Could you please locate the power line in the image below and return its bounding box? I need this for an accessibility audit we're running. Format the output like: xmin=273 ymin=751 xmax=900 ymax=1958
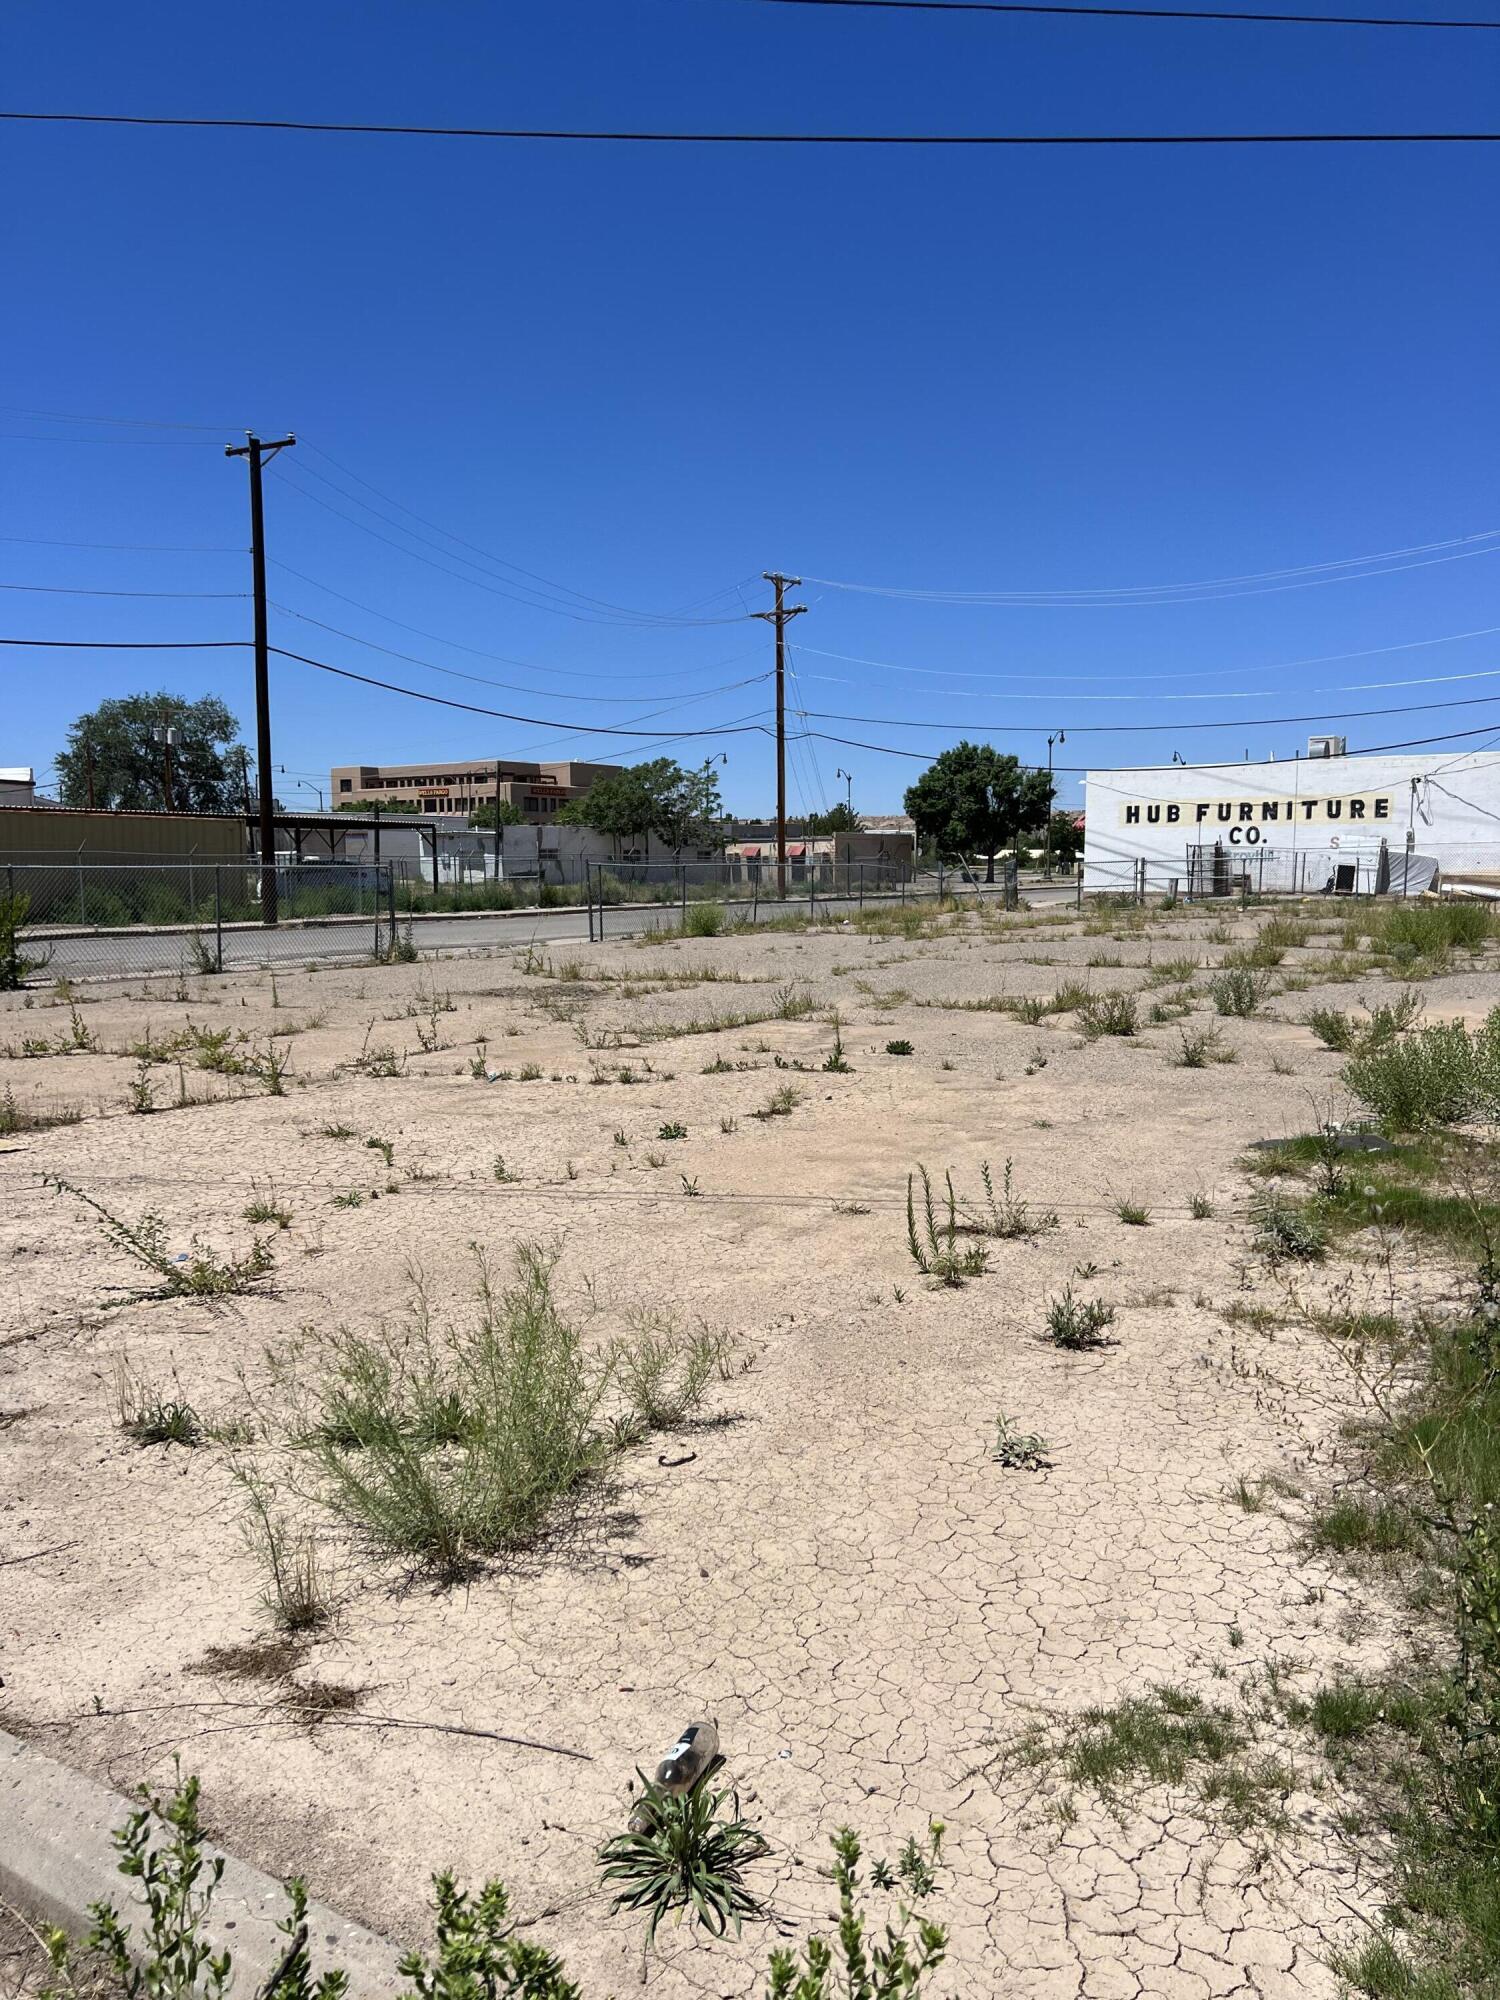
xmin=0 ymin=535 xmax=243 ymax=553
xmin=800 ymin=659 xmax=1500 ymax=701
xmin=270 ymin=643 xmax=775 ymax=739
xmin=270 ymin=462 xmax=748 ymax=628
xmin=0 ymin=405 xmax=236 ymax=431
xmin=801 ymin=686 xmax=1500 ymax=732
xmin=0 ymin=636 xmax=248 ymax=650
xmin=0 ymin=581 xmax=246 ymax=599
xmin=750 ymin=0 xmax=1500 ymax=29
xmin=268 ymin=599 xmax=772 ymax=705
xmin=803 ymin=527 xmax=1500 ymax=606
xmin=297 ymin=441 xmax=757 ymax=629
xmin=794 ymin=623 xmax=1500 ymax=685
xmin=5 ymin=110 xmax=1500 ymax=144
xmin=795 ymin=720 xmax=1500 ymax=765
xmin=267 ymin=559 xmax=760 ymax=682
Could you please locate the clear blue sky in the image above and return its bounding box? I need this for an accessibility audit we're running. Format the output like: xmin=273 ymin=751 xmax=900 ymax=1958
xmin=5 ymin=0 xmax=1498 ymax=816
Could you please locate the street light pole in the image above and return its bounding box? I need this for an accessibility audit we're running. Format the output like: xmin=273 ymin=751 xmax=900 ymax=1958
xmin=1045 ymin=730 xmax=1065 ymax=880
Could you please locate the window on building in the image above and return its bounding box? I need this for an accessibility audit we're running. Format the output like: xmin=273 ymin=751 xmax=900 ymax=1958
xmin=338 ymin=778 xmax=352 ymax=792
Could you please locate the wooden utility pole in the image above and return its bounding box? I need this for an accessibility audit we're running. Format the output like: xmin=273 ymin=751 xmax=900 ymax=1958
xmin=752 ymin=572 xmax=806 ymax=897
xmin=226 ymin=432 xmax=296 ymax=924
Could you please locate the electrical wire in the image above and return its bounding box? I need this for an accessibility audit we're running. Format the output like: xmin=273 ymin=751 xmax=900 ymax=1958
xmin=0 ymin=535 xmax=243 ymax=554
xmin=267 ymin=558 xmax=764 ymax=683
xmin=794 ymin=720 xmax=1500 ymax=764
xmin=296 ymin=441 xmax=756 ymax=629
xmin=267 ymin=599 xmax=772 ymax=706
xmin=801 ymin=687 xmax=1500 ymax=733
xmin=804 ymin=528 xmax=1500 ymax=606
xmin=749 ymin=0 xmax=1500 ymax=28
xmin=0 ymin=581 xmax=246 ymax=599
xmin=5 ymin=111 xmax=1500 ymax=144
xmin=793 ymin=624 xmax=1500 ymax=685
xmin=270 ymin=462 xmax=748 ymax=629
xmin=0 ymin=405 xmax=236 ymax=431
xmin=797 ymin=660 xmax=1500 ymax=702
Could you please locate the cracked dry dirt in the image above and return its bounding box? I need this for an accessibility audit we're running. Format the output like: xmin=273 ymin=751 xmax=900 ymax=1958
xmin=0 ymin=904 xmax=1487 ymax=1996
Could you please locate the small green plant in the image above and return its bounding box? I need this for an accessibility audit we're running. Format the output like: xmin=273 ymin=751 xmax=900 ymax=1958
xmin=1114 ymin=1198 xmax=1151 ymax=1226
xmin=906 ymin=1166 xmax=989 ymax=1287
xmin=960 ymin=1159 xmax=1059 ymax=1240
xmin=320 ymin=1122 xmax=357 ymax=1140
xmin=764 ymin=1826 xmax=948 ymax=2000
xmin=683 ymin=899 xmax=725 ymax=938
xmin=112 ymin=1360 xmax=202 ymax=1447
xmin=0 ymin=889 xmax=49 ymax=990
xmin=1190 ymin=1192 xmax=1215 ymax=1220
xmin=884 ymin=1039 xmax=914 ymax=1056
xmin=244 ymin=1184 xmax=293 ymax=1229
xmin=751 ymin=1084 xmax=803 ymax=1121
xmin=657 ymin=1121 xmax=688 ymax=1141
xmin=517 ymin=1062 xmax=543 ymax=1082
xmin=615 ymin=1320 xmax=730 ymax=1430
xmin=1044 ymin=1286 xmax=1118 ymax=1350
xmin=720 ymin=1115 xmax=737 ymax=1135
xmin=1078 ymin=991 xmax=1138 ymax=1039
xmin=126 ymin=1059 xmax=156 ymax=1115
xmin=598 ymin=1770 xmax=770 ymax=1947
xmin=823 ymin=1016 xmax=853 ymax=1073
xmin=332 ymin=1189 xmax=364 ymax=1209
xmin=1253 ymin=1193 xmax=1328 ymax=1262
xmin=237 ymin=1473 xmax=335 ymax=1632
xmin=1306 ymin=1006 xmax=1355 ymax=1052
xmin=364 ymin=1135 xmax=395 ymax=1168
xmin=772 ymin=981 xmax=814 ymax=1020
xmin=1176 ymin=1025 xmax=1234 ymax=1068
xmin=1210 ymin=966 xmax=1271 ymax=1018
xmin=48 ymin=1178 xmax=275 ymax=1299
xmin=991 ymin=1413 xmax=1052 ymax=1470
xmin=1344 ymin=1006 xmax=1500 ymax=1129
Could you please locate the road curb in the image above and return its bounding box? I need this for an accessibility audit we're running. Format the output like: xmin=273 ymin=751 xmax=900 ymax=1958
xmin=0 ymin=1730 xmax=406 ymax=1993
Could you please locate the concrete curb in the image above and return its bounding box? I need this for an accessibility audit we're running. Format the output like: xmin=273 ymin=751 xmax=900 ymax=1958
xmin=0 ymin=1730 xmax=406 ymax=1993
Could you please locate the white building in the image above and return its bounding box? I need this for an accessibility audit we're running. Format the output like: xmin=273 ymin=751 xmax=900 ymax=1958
xmin=1083 ymin=746 xmax=1500 ymax=897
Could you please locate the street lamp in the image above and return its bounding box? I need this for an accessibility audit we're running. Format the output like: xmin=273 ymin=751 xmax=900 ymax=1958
xmin=1044 ymin=731 xmax=1065 ymax=880
xmin=700 ymin=753 xmax=728 ymax=856
xmin=835 ymin=767 xmax=853 ymax=818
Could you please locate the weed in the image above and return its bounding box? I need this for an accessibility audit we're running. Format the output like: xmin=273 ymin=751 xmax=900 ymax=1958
xmin=1210 ymin=966 xmax=1272 ymax=1018
xmin=885 ymin=1039 xmax=914 ymax=1056
xmin=906 ymin=1167 xmax=989 ymax=1287
xmin=237 ymin=1472 xmax=335 ymax=1631
xmin=1253 ymin=1193 xmax=1328 ymax=1263
xmin=48 ymin=1177 xmax=274 ymax=1299
xmin=1114 ymin=1199 xmax=1151 ymax=1226
xmin=1176 ymin=1025 xmax=1234 ymax=1068
xmin=305 ymin=1243 xmax=614 ymax=1576
xmin=1190 ymin=1192 xmax=1215 ymax=1220
xmin=772 ymin=982 xmax=814 ymax=1020
xmin=492 ymin=1154 xmax=521 ymax=1184
xmin=644 ymin=1150 xmax=667 ymax=1168
xmin=599 ymin=1769 xmax=770 ymax=1947
xmin=244 ymin=1184 xmax=293 ymax=1229
xmin=1344 ymin=1007 xmax=1500 ymax=1128
xmin=1044 ymin=1286 xmax=1118 ymax=1350
xmin=822 ymin=1017 xmax=853 ymax=1073
xmin=719 ymin=1116 xmax=737 ymax=1135
xmin=751 ymin=1084 xmax=803 ymax=1121
xmin=615 ymin=1321 xmax=731 ymax=1430
xmin=0 ymin=889 xmax=49 ymax=990
xmin=1078 ymin=990 xmax=1138 ymax=1039
xmin=364 ymin=1135 xmax=395 ymax=1168
xmin=112 ymin=1360 xmax=202 ymax=1447
xmin=0 ymin=1086 xmax=81 ymax=1135
xmin=991 ymin=1414 xmax=1052 ymax=1470
xmin=332 ymin=1190 xmax=364 ymax=1209
xmin=518 ymin=1062 xmax=543 ymax=1082
xmin=125 ymin=1060 xmax=156 ymax=1115
xmin=1307 ymin=1493 xmax=1422 ymax=1559
xmin=960 ymin=1159 xmax=1059 ymax=1240
xmin=1051 ymin=978 xmax=1092 ymax=1014
xmin=657 ymin=1121 xmax=688 ymax=1141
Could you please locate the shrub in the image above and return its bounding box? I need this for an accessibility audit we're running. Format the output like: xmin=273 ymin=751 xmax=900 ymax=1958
xmin=1044 ymin=1286 xmax=1117 ymax=1349
xmin=306 ymin=1243 xmax=613 ymax=1576
xmin=885 ymin=1038 xmax=914 ymax=1056
xmin=614 ymin=1321 xmax=730 ymax=1431
xmin=1344 ymin=1008 xmax=1500 ymax=1128
xmin=1373 ymin=900 xmax=1493 ymax=959
xmin=1176 ymin=1026 xmax=1232 ymax=1068
xmin=113 ymin=1361 xmax=201 ymax=1447
xmin=959 ymin=1159 xmax=1059 ymax=1240
xmin=48 ymin=1177 xmax=275 ymax=1299
xmin=0 ymin=890 xmax=50 ymax=990
xmin=1306 ymin=1007 xmax=1355 ymax=1051
xmin=1210 ymin=966 xmax=1271 ymax=1018
xmin=683 ymin=900 xmax=725 ymax=937
xmin=1078 ymin=991 xmax=1138 ymax=1039
xmin=1253 ymin=1193 xmax=1328 ymax=1262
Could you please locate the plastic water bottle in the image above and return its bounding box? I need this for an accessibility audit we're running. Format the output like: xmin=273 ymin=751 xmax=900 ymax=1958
xmin=654 ymin=1721 xmax=719 ymax=1795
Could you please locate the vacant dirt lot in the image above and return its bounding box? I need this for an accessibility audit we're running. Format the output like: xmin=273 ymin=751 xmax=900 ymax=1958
xmin=1 ymin=898 xmax=1492 ymax=1997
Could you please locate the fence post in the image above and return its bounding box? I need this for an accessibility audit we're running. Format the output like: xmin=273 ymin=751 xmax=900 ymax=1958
xmin=386 ymin=867 xmax=396 ymax=956
xmin=214 ymin=869 xmax=224 ymax=972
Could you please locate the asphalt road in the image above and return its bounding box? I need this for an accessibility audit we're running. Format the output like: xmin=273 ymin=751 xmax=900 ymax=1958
xmin=32 ymin=880 xmax=1082 ymax=984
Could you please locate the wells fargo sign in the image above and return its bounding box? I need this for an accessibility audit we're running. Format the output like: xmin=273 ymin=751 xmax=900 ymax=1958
xmin=1117 ymin=791 xmax=1394 ymax=845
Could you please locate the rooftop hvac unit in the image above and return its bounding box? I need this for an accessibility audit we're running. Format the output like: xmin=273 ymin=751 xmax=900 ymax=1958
xmin=1307 ymin=735 xmax=1347 ymax=759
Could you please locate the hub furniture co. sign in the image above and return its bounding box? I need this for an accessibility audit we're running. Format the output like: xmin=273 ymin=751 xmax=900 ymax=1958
xmin=1118 ymin=789 xmax=1395 ymax=845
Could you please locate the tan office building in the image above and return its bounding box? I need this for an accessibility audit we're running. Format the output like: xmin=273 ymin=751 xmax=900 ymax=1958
xmin=329 ymin=758 xmax=621 ymax=822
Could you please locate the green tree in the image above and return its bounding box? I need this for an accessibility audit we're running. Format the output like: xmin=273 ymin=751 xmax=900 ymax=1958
xmin=559 ymin=759 xmax=721 ymax=857
xmin=805 ymin=803 xmax=864 ymax=835
xmin=903 ymin=742 xmax=1053 ymax=883
xmin=335 ymin=797 xmax=423 ymax=813
xmin=55 ymin=694 xmax=246 ymax=814
xmin=1043 ymin=809 xmax=1084 ymax=870
xmin=469 ymin=800 xmax=525 ymax=829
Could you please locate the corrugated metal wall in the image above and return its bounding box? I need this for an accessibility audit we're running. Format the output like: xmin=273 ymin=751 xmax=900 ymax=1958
xmin=0 ymin=808 xmax=248 ymax=862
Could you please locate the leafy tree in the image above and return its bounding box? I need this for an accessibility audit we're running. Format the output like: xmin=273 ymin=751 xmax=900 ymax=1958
xmin=1043 ymin=809 xmax=1084 ymax=870
xmin=469 ymin=800 xmax=525 ymax=829
xmin=335 ymin=797 xmax=423 ymax=813
xmin=903 ymin=742 xmax=1053 ymax=883
xmin=805 ymin=803 xmax=864 ymax=835
xmin=55 ymin=694 xmax=247 ymax=815
xmin=559 ymin=759 xmax=721 ymax=857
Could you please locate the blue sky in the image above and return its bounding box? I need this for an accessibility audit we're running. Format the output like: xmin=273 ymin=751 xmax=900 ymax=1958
xmin=4 ymin=0 xmax=1498 ymax=816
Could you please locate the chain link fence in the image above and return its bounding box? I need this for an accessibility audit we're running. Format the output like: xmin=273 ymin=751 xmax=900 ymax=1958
xmin=5 ymin=862 xmax=396 ymax=982
xmin=582 ymin=856 xmax=1012 ymax=938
